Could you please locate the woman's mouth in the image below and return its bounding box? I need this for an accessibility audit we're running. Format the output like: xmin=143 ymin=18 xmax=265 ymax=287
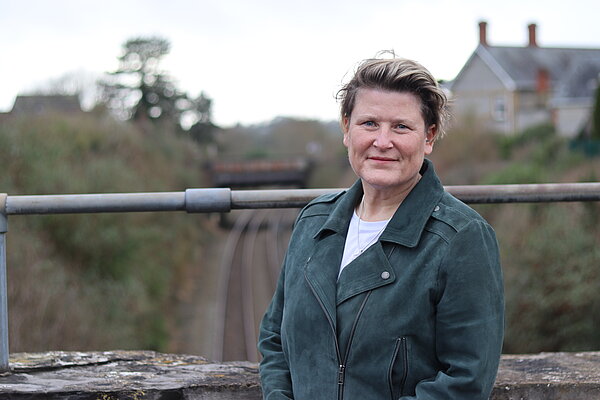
xmin=369 ymin=156 xmax=396 ymax=162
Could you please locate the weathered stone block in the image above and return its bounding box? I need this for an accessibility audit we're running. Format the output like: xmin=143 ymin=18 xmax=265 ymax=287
xmin=3 ymin=351 xmax=261 ymax=399
xmin=1 ymin=350 xmax=599 ymax=399
xmin=493 ymin=352 xmax=600 ymax=399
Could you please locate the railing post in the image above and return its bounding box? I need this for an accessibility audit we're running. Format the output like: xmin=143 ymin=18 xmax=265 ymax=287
xmin=0 ymin=194 xmax=9 ymax=374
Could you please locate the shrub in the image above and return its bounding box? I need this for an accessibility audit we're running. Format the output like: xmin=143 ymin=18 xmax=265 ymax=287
xmin=2 ymin=113 xmax=209 ymax=351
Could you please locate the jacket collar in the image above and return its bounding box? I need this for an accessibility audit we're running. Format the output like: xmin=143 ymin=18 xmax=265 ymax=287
xmin=314 ymin=159 xmax=445 ymax=248
xmin=380 ymin=159 xmax=445 ymax=247
xmin=313 ymin=179 xmax=363 ymax=239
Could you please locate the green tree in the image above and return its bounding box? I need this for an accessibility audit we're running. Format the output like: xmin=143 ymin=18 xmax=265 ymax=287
xmin=100 ymin=37 xmax=184 ymax=124
xmin=183 ymin=91 xmax=215 ymax=144
xmin=100 ymin=36 xmax=216 ymax=144
xmin=592 ymin=78 xmax=600 ymax=140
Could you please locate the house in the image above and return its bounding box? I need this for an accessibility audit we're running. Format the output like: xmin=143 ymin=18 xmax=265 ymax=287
xmin=450 ymin=21 xmax=600 ymax=137
xmin=0 ymin=95 xmax=83 ymax=121
xmin=9 ymin=95 xmax=82 ymax=116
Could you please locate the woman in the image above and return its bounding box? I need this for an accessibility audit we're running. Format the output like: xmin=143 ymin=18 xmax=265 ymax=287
xmin=258 ymin=56 xmax=504 ymax=399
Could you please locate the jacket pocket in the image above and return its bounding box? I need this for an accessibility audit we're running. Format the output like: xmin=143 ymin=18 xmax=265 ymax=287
xmin=388 ymin=337 xmax=408 ymax=400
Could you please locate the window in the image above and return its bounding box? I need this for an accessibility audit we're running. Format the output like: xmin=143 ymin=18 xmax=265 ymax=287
xmin=493 ymin=96 xmax=506 ymax=121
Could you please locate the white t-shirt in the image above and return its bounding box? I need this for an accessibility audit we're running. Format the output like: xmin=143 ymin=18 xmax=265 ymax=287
xmin=339 ymin=211 xmax=390 ymax=279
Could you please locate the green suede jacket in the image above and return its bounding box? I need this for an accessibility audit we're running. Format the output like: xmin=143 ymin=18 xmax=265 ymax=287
xmin=258 ymin=160 xmax=504 ymax=400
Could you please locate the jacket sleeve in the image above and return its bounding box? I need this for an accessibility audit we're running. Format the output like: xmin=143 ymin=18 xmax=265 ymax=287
xmin=402 ymin=220 xmax=504 ymax=400
xmin=258 ymin=254 xmax=294 ymax=399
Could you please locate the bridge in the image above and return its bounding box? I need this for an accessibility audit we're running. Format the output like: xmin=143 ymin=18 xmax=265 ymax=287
xmin=206 ymin=158 xmax=313 ymax=188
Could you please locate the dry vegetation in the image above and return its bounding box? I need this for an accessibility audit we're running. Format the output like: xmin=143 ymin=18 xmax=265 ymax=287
xmin=1 ymin=113 xmax=211 ymax=352
xmin=1 ymin=111 xmax=599 ymax=354
xmin=432 ymin=121 xmax=600 ymax=353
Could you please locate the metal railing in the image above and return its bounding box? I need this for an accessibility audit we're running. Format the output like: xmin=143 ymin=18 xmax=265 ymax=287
xmin=1 ymin=182 xmax=600 ymax=373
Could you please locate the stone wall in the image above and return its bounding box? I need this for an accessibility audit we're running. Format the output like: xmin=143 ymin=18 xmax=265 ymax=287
xmin=1 ymin=351 xmax=599 ymax=399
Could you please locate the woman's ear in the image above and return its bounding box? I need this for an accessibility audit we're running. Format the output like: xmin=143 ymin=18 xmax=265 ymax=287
xmin=424 ymin=124 xmax=436 ymax=154
xmin=342 ymin=116 xmax=350 ymax=147
xmin=342 ymin=115 xmax=350 ymax=132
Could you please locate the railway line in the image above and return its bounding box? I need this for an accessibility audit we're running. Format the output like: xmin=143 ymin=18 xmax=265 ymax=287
xmin=213 ymin=209 xmax=297 ymax=362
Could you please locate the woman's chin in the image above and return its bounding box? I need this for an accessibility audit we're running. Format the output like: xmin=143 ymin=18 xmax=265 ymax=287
xmin=358 ymin=172 xmax=420 ymax=195
xmin=361 ymin=178 xmax=404 ymax=193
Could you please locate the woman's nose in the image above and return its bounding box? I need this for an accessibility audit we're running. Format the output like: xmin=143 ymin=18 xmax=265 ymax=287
xmin=373 ymin=126 xmax=393 ymax=148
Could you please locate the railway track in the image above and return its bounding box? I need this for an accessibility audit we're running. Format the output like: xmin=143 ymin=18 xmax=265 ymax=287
xmin=213 ymin=209 xmax=297 ymax=361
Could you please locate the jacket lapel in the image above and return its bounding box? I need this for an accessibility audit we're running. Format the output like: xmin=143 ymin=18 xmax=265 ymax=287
xmin=336 ymin=243 xmax=395 ymax=305
xmin=304 ymin=232 xmax=345 ymax=329
xmin=304 ymin=180 xmax=363 ymax=330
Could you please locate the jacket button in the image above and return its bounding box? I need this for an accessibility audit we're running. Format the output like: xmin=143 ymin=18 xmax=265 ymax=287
xmin=434 ymin=205 xmax=440 ymax=212
xmin=381 ymin=271 xmax=390 ymax=279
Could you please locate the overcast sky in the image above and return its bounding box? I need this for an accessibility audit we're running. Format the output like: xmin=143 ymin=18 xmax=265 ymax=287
xmin=1 ymin=0 xmax=599 ymax=127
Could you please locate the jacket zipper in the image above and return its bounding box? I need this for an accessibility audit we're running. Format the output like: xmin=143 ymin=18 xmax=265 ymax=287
xmin=339 ymin=291 xmax=372 ymax=400
xmin=401 ymin=337 xmax=408 ymax=392
xmin=338 ymin=364 xmax=345 ymax=387
xmin=388 ymin=337 xmax=408 ymax=399
xmin=305 ymin=272 xmax=372 ymax=400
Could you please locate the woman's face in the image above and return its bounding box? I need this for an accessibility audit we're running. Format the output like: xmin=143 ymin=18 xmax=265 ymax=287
xmin=343 ymin=88 xmax=435 ymax=196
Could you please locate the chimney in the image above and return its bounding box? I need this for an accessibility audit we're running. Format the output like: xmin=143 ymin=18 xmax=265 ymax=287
xmin=536 ymin=68 xmax=550 ymax=93
xmin=528 ymin=23 xmax=538 ymax=47
xmin=479 ymin=21 xmax=488 ymax=46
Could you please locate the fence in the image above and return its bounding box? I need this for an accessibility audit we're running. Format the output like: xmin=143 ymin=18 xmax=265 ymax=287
xmin=1 ymin=182 xmax=600 ymax=374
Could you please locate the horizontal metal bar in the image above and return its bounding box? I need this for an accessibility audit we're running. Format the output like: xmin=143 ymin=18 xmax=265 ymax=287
xmin=185 ymin=188 xmax=231 ymax=213
xmin=2 ymin=183 xmax=600 ymax=215
xmin=231 ymin=188 xmax=340 ymax=209
xmin=446 ymin=182 xmax=600 ymax=204
xmin=229 ymin=183 xmax=600 ymax=207
xmin=5 ymin=192 xmax=187 ymax=215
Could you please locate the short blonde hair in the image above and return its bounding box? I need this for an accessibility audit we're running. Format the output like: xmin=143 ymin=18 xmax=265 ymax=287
xmin=337 ymin=55 xmax=449 ymax=139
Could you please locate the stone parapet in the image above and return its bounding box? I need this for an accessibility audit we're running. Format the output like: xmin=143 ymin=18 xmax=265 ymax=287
xmin=493 ymin=352 xmax=600 ymax=399
xmin=0 ymin=351 xmax=598 ymax=399
xmin=3 ymin=351 xmax=260 ymax=399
